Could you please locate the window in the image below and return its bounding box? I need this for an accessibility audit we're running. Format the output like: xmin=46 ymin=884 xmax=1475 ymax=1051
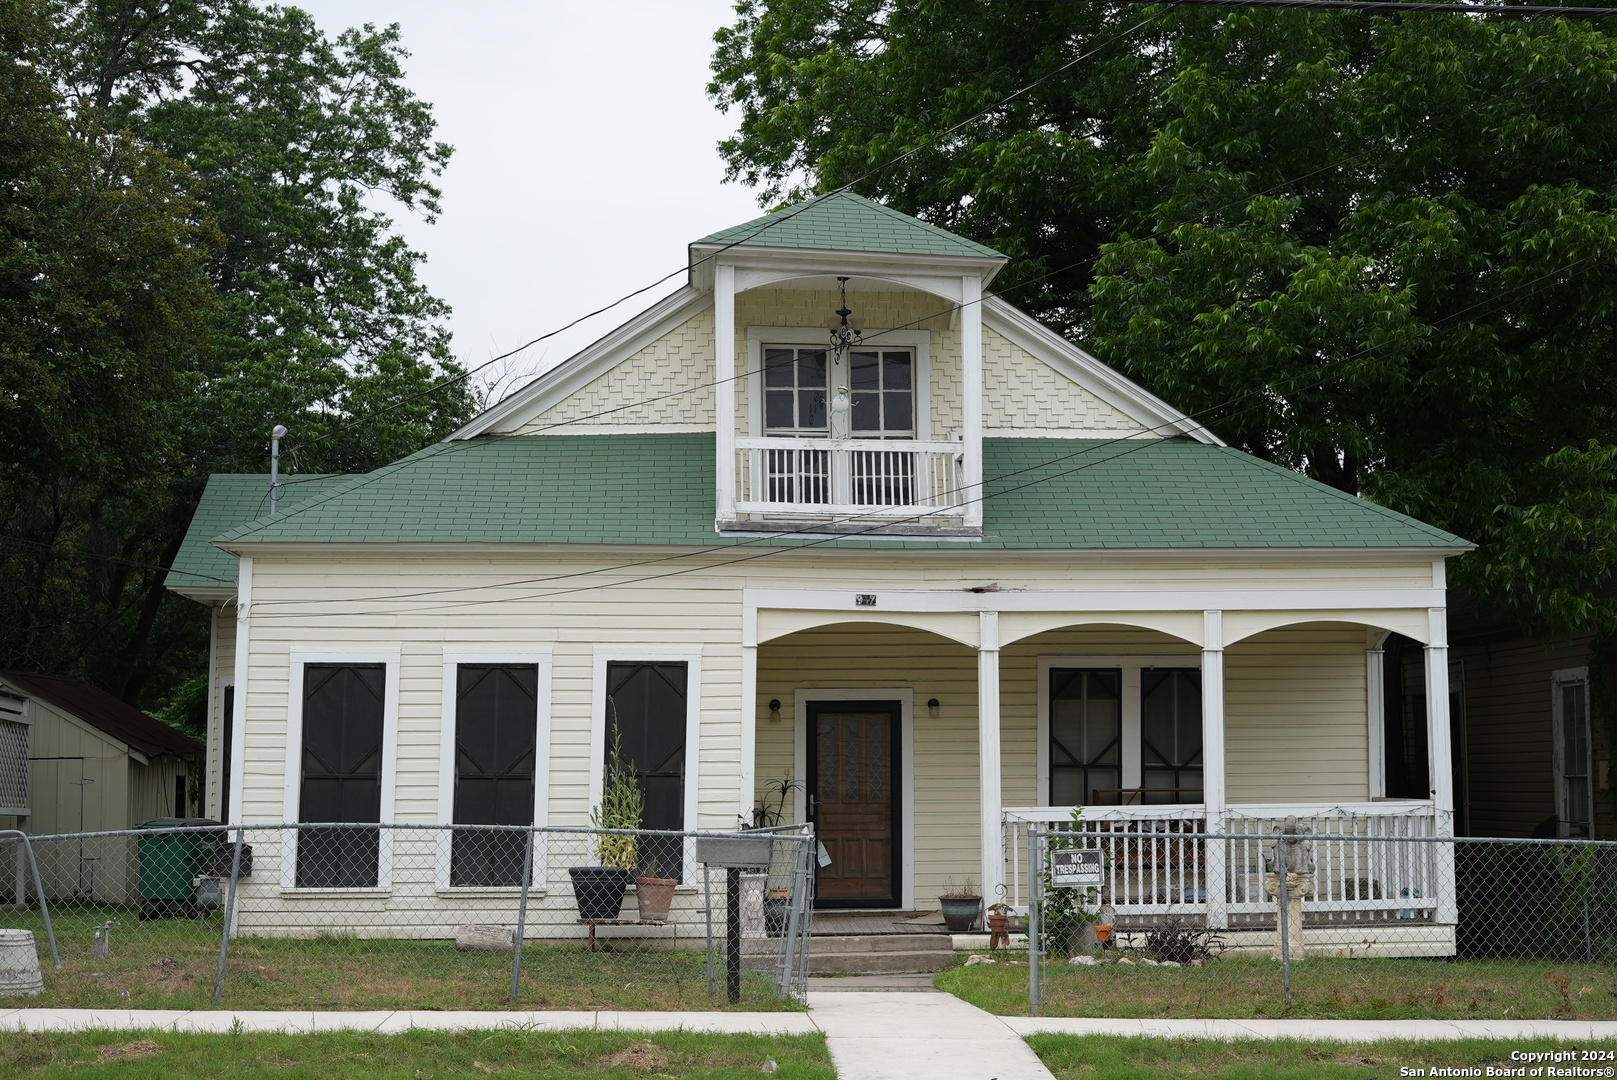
xmin=297 ymin=664 xmax=384 ymax=888
xmin=1553 ymin=668 xmax=1592 ymax=838
xmin=763 ymin=346 xmax=914 ymax=438
xmin=1044 ymin=660 xmax=1203 ymax=806
xmin=451 ymin=665 xmax=538 ymax=886
xmin=848 ymin=349 xmax=914 ymax=438
xmin=0 ymin=693 xmax=28 ymax=817
xmin=764 ymin=347 xmax=828 ymax=435
xmin=605 ymin=661 xmax=687 ymax=879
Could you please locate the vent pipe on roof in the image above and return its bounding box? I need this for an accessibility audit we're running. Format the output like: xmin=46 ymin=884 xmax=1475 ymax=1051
xmin=269 ymin=424 xmax=287 ymax=515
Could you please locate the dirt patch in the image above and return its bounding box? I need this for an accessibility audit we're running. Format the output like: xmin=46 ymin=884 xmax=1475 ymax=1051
xmin=98 ymin=1040 xmax=161 ymax=1062
xmin=602 ymin=1041 xmax=670 ymax=1071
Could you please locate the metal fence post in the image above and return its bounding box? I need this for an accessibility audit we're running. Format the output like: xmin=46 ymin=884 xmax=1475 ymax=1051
xmin=212 ymin=827 xmax=246 ymax=1004
xmin=1 ymin=831 xmax=59 ymax=970
xmin=510 ymin=827 xmax=536 ymax=1004
xmin=1028 ymin=825 xmax=1041 ymax=1017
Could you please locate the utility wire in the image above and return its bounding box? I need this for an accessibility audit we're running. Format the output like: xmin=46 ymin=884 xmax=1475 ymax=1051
xmin=0 ymin=534 xmax=237 ymax=587
xmin=246 ymin=246 xmax=1609 ymax=619
xmin=1040 ymin=0 xmax=1617 ymax=14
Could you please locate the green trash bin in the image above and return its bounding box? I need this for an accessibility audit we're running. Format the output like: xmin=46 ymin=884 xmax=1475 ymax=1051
xmin=135 ymin=818 xmax=220 ymax=920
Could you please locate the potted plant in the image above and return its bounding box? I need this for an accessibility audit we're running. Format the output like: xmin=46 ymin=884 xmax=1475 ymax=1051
xmin=634 ymin=856 xmax=677 ymax=921
xmin=569 ymin=733 xmax=642 ymax=920
xmin=748 ymin=776 xmax=802 ymax=830
xmin=938 ymin=877 xmax=982 ymax=933
xmin=985 ymin=902 xmax=1013 ymax=951
xmin=763 ymin=886 xmax=791 ymax=936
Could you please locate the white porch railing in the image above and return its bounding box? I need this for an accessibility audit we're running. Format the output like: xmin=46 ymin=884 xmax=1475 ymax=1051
xmin=1002 ymin=802 xmax=1446 ymax=926
xmin=733 ymin=437 xmax=963 ymax=519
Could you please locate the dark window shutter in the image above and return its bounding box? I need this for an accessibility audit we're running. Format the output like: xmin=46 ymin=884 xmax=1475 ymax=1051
xmin=606 ymin=661 xmax=687 ymax=878
xmin=451 ymin=664 xmax=538 ymax=886
xmin=297 ymin=663 xmax=384 ymax=888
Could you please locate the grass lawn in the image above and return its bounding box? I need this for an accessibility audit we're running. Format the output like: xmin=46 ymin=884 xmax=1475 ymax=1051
xmin=1028 ymin=1036 xmax=1614 ymax=1079
xmin=0 ymin=1029 xmax=834 ymax=1080
xmin=938 ymin=954 xmax=1617 ymax=1019
xmin=14 ymin=906 xmax=791 ymax=1011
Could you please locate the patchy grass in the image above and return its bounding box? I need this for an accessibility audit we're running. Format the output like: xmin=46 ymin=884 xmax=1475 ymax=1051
xmin=1028 ymin=1035 xmax=1611 ymax=1080
xmin=0 ymin=1029 xmax=834 ymax=1080
xmin=938 ymin=954 xmax=1617 ymax=1019
xmin=17 ymin=906 xmax=791 ymax=1011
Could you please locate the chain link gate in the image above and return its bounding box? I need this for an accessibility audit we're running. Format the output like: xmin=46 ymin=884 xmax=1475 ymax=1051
xmin=0 ymin=823 xmax=815 ymax=1010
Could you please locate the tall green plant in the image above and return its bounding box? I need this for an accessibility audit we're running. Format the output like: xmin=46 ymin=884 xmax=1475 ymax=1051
xmin=1038 ymin=806 xmax=1102 ymax=957
xmin=591 ymin=730 xmax=643 ymax=869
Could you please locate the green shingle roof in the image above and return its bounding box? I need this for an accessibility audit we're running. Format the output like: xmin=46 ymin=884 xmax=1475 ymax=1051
xmin=201 ymin=433 xmax=1466 ymax=552
xmin=697 ymin=191 xmax=1006 ymax=260
xmin=169 ymin=473 xmax=348 ymax=591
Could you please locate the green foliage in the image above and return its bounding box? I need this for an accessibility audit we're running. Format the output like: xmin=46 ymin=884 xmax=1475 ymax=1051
xmin=0 ymin=0 xmax=472 ymax=716
xmin=1038 ymin=807 xmax=1100 ymax=957
xmin=711 ymin=2 xmax=1617 ymax=639
xmin=592 ymin=731 xmax=644 ymax=869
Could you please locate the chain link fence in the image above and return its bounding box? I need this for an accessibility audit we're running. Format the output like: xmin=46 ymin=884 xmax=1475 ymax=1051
xmin=0 ymin=823 xmax=814 ymax=1010
xmin=1021 ymin=826 xmax=1617 ymax=1019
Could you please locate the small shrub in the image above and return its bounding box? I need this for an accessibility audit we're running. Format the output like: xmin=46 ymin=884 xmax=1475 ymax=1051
xmin=1141 ymin=918 xmax=1225 ymax=965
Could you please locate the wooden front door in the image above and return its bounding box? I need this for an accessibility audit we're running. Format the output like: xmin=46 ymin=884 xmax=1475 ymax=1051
xmin=807 ymin=700 xmax=901 ymax=908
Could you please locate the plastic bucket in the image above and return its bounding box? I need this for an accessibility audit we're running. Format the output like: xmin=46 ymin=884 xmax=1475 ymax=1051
xmin=0 ymin=929 xmax=43 ymax=996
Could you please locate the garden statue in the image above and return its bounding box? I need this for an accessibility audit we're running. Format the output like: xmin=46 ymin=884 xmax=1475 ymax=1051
xmin=1263 ymin=815 xmax=1315 ymax=959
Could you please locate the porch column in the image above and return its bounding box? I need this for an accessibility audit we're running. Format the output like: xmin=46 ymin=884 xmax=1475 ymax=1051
xmin=1425 ymin=606 xmax=1458 ymax=922
xmin=960 ymin=274 xmax=984 ymax=530
xmin=1367 ymin=629 xmax=1388 ymax=799
xmin=978 ymin=610 xmax=1003 ymax=908
xmin=714 ymin=262 xmax=737 ymax=522
xmin=739 ymin=608 xmax=758 ymax=828
xmin=1202 ymin=610 xmax=1228 ymax=929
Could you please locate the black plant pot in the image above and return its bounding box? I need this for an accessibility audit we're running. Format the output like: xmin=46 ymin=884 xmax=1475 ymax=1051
xmin=569 ymin=866 xmax=631 ymax=920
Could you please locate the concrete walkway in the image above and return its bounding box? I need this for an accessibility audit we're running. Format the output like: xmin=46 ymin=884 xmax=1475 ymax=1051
xmin=8 ymin=1001 xmax=1617 ymax=1080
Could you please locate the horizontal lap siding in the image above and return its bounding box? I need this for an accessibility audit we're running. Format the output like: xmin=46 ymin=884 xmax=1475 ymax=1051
xmin=209 ymin=613 xmax=236 ymax=819
xmin=1225 ymin=624 xmax=1369 ymax=803
xmin=1454 ymin=635 xmax=1593 ymax=839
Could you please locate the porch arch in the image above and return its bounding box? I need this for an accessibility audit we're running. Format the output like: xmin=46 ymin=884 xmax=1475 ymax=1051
xmin=999 ymin=611 xmax=1203 ymax=648
xmin=1222 ymin=610 xmax=1430 ymax=647
xmin=756 ymin=608 xmax=979 ymax=649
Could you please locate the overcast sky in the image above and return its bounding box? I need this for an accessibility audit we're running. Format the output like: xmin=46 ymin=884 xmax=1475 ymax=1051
xmin=292 ymin=0 xmax=765 ymax=404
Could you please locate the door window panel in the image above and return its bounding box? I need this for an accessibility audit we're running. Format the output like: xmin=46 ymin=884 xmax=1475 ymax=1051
xmin=451 ymin=664 xmax=538 ymax=886
xmin=605 ymin=662 xmax=687 ymax=879
xmin=297 ymin=664 xmax=384 ymax=888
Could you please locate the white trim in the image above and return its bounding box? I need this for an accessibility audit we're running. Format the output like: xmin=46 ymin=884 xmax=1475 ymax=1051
xmin=792 ymin=687 xmax=916 ymax=910
xmin=732 ymin=266 xmax=969 ymax=301
xmin=590 ymin=649 xmax=703 ymax=877
xmin=436 ymin=649 xmax=553 ymax=892
xmin=688 ymin=245 xmax=1007 ymax=292
xmin=978 ymin=611 xmax=1002 ymax=905
xmin=1367 ymin=629 xmax=1388 ymax=800
xmin=281 ymin=647 xmax=401 ymax=892
xmin=206 ymin=604 xmax=220 ymax=819
xmin=451 ymin=287 xmax=709 ymax=438
xmin=982 ymin=297 xmax=1224 ymax=446
xmin=961 ymin=275 xmax=985 ymax=529
xmin=744 ymin=326 xmax=933 ymax=440
xmin=227 ymin=557 xmax=252 ymax=828
xmin=747 ymin=586 xmax=1446 ymax=617
xmin=1035 ymin=655 xmax=1204 ymax=807
xmin=715 ymin=264 xmax=737 ymax=522
xmin=1552 ymin=665 xmax=1594 ymax=839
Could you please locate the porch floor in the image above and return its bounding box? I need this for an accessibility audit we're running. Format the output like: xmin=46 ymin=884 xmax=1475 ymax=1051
xmin=811 ymin=911 xmax=946 ymax=936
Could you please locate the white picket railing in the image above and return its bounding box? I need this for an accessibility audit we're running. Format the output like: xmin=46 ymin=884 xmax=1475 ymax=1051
xmin=733 ymin=437 xmax=963 ymax=519
xmin=1002 ymin=801 xmax=1448 ymax=926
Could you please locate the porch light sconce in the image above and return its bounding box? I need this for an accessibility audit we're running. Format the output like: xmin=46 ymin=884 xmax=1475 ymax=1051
xmin=768 ymin=698 xmax=782 ymax=723
xmin=927 ymin=698 xmax=940 ymax=718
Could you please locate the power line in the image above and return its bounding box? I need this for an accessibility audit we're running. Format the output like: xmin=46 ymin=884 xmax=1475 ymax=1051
xmin=245 ymin=246 xmax=1609 ymax=619
xmin=1039 ymin=0 xmax=1617 ymax=14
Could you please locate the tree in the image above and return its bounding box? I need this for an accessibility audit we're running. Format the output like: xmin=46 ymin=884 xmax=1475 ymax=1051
xmin=0 ymin=0 xmax=473 ymax=711
xmin=709 ymin=0 xmax=1617 ymax=635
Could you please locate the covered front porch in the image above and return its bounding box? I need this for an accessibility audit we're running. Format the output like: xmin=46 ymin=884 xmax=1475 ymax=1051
xmin=738 ymin=581 xmax=1457 ymax=931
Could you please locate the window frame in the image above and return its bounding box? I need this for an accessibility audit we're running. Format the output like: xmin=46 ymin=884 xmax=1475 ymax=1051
xmin=1552 ymin=665 xmax=1593 ymax=839
xmin=590 ymin=648 xmax=702 ymax=882
xmin=1037 ymin=654 xmax=1204 ymax=806
xmin=281 ymin=648 xmax=400 ymax=893
xmin=746 ymin=326 xmax=932 ymax=440
xmin=436 ymin=649 xmax=553 ymax=893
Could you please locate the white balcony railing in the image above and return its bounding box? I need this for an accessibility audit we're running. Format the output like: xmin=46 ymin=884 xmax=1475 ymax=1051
xmin=733 ymin=437 xmax=964 ymax=521
xmin=1002 ymin=802 xmax=1446 ymax=926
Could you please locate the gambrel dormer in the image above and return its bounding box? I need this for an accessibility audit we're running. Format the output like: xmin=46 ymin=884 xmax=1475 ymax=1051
xmin=455 ymin=192 xmax=1219 ymax=537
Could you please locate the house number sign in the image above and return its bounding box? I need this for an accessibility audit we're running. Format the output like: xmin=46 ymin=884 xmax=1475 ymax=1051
xmin=855 ymin=594 xmax=877 ymax=606
xmin=1050 ymin=849 xmax=1103 ymax=888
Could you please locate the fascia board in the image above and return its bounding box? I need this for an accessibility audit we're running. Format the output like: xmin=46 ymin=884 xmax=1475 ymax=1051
xmin=166 ymin=585 xmax=235 ymax=604
xmin=689 ymin=244 xmax=1007 ymax=288
xmin=450 ymin=286 xmax=710 ymax=439
xmin=218 ymin=541 xmax=1470 ymax=561
xmin=983 ymin=297 xmax=1226 ymax=447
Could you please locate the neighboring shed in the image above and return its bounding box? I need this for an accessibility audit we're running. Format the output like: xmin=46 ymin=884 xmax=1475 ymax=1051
xmin=0 ymin=672 xmax=203 ymax=904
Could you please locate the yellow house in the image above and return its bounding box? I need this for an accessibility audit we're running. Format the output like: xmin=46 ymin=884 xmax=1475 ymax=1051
xmin=168 ymin=193 xmax=1470 ymax=943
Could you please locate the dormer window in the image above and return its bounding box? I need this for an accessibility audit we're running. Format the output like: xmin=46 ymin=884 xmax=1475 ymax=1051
xmin=764 ymin=346 xmax=915 ymax=439
xmin=764 ymin=347 xmax=829 ymax=434
xmin=849 ymin=350 xmax=914 ymax=439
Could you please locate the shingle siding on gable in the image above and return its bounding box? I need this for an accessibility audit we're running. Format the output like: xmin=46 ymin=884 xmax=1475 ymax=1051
xmin=516 ymin=310 xmax=717 ymax=434
xmin=983 ymin=326 xmax=1144 ymax=436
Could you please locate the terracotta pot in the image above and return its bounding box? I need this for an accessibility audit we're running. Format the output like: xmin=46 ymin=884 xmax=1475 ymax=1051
xmin=1094 ymin=924 xmax=1112 ymax=945
xmin=634 ymin=876 xmax=677 ymax=921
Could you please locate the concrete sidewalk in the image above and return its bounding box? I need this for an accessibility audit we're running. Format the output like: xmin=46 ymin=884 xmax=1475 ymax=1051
xmin=1008 ymin=1016 xmax=1617 ymax=1042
